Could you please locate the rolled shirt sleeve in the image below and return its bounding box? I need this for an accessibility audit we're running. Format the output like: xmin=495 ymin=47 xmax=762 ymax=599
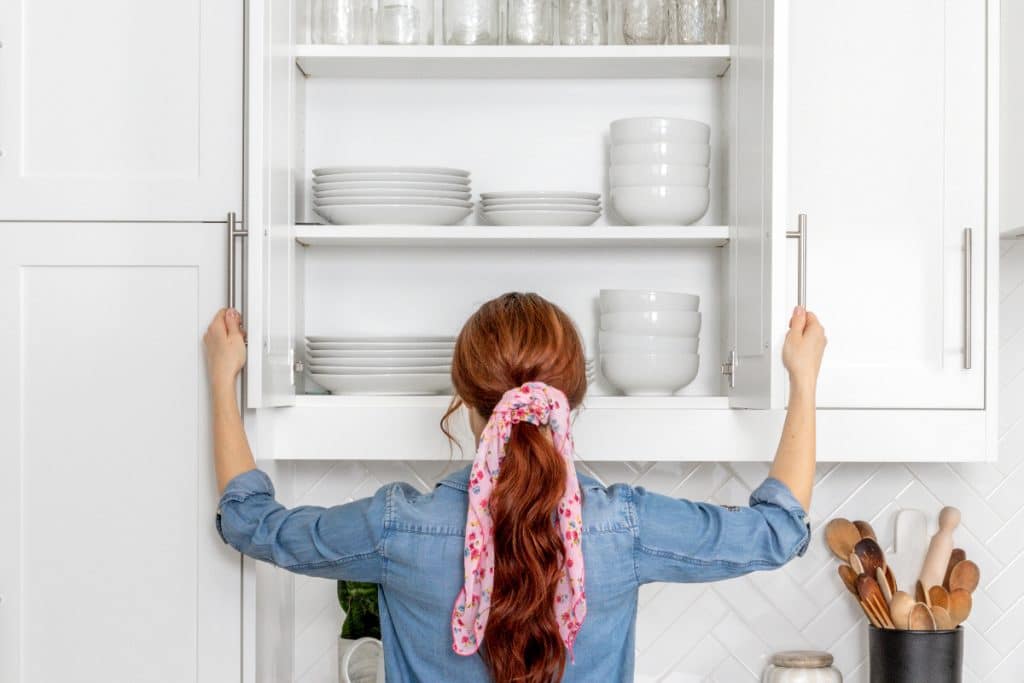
xmin=632 ymin=476 xmax=810 ymax=584
xmin=216 ymin=468 xmax=389 ymax=583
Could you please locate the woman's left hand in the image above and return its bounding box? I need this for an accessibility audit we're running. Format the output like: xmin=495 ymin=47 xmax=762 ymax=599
xmin=204 ymin=308 xmax=247 ymax=387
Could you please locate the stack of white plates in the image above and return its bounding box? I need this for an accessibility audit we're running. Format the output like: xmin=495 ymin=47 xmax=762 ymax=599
xmin=597 ymin=290 xmax=701 ymax=395
xmin=480 ymin=191 xmax=601 ymax=227
xmin=608 ymin=118 xmax=711 ymax=226
xmin=312 ymin=166 xmax=473 ymax=225
xmin=306 ymin=336 xmax=455 ymax=395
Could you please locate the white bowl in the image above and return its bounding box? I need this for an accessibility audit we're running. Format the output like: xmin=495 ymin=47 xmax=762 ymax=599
xmin=610 ymin=186 xmax=709 ymax=226
xmin=599 ymin=289 xmax=700 ymax=313
xmin=610 ymin=118 xmax=711 ymax=145
xmin=610 ymin=142 xmax=710 ymax=166
xmin=609 ymin=164 xmax=709 ymax=187
xmin=315 ymin=204 xmax=472 ymax=225
xmin=315 ymin=188 xmax=471 ymax=200
xmin=313 ymin=166 xmax=470 ymax=177
xmin=600 ymin=353 xmax=700 ymax=396
xmin=599 ymin=331 xmax=699 ymax=353
xmin=600 ymin=310 xmax=701 ymax=336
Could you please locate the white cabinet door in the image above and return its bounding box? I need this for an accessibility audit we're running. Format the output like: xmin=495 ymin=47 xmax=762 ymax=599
xmin=0 ymin=223 xmax=240 ymax=683
xmin=786 ymin=0 xmax=986 ymax=408
xmin=0 ymin=1 xmax=242 ymax=221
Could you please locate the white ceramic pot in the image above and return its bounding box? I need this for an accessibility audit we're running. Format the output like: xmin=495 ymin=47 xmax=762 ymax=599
xmin=339 ymin=637 xmax=385 ymax=683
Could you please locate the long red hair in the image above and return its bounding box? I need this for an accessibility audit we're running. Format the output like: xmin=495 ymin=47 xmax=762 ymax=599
xmin=442 ymin=292 xmax=587 ymax=683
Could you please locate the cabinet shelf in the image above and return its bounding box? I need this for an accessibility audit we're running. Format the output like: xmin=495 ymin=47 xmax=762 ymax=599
xmin=294 ymin=224 xmax=729 ymax=247
xmin=295 ymin=44 xmax=731 ymax=79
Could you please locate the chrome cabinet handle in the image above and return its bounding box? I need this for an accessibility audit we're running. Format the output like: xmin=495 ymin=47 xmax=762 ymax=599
xmin=227 ymin=211 xmax=249 ymax=411
xmin=786 ymin=213 xmax=808 ymax=307
xmin=963 ymin=227 xmax=972 ymax=370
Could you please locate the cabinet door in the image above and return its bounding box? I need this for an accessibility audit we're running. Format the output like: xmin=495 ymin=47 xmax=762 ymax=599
xmin=786 ymin=0 xmax=986 ymax=408
xmin=0 ymin=223 xmax=241 ymax=682
xmin=0 ymin=1 xmax=242 ymax=221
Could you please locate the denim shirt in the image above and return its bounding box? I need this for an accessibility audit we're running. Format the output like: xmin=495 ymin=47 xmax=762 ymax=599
xmin=217 ymin=466 xmax=810 ymax=683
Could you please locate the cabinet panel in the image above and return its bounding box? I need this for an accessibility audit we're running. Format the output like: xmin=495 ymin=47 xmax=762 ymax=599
xmin=0 ymin=0 xmax=242 ymax=220
xmin=786 ymin=0 xmax=986 ymax=408
xmin=0 ymin=224 xmax=239 ymax=682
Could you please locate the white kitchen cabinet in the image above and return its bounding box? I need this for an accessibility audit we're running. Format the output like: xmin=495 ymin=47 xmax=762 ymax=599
xmin=0 ymin=0 xmax=243 ymax=221
xmin=0 ymin=223 xmax=241 ymax=683
xmin=783 ymin=0 xmax=989 ymax=409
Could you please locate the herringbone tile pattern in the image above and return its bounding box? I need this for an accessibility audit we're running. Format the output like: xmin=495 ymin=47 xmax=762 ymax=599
xmin=289 ymin=243 xmax=1024 ymax=682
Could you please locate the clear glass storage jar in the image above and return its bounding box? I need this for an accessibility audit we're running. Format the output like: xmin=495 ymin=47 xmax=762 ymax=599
xmin=559 ymin=0 xmax=607 ymax=45
xmin=312 ymin=0 xmax=375 ymax=44
xmin=507 ymin=0 xmax=555 ymax=44
xmin=377 ymin=0 xmax=433 ymax=44
xmin=762 ymin=651 xmax=842 ymax=683
xmin=444 ymin=0 xmax=500 ymax=44
xmin=610 ymin=0 xmax=666 ymax=44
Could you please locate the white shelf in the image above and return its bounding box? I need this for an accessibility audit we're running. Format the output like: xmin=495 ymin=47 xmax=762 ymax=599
xmin=295 ymin=44 xmax=731 ymax=79
xmin=294 ymin=224 xmax=729 ymax=247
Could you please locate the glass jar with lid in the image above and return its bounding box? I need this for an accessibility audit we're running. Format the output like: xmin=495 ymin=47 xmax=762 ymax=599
xmin=444 ymin=0 xmax=500 ymax=44
xmin=762 ymin=651 xmax=842 ymax=683
xmin=378 ymin=0 xmax=433 ymax=44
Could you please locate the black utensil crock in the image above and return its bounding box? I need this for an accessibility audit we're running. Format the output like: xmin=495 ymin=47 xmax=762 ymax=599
xmin=868 ymin=625 xmax=963 ymax=683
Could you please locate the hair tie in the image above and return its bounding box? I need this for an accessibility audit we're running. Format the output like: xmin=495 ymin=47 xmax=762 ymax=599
xmin=450 ymin=381 xmax=586 ymax=659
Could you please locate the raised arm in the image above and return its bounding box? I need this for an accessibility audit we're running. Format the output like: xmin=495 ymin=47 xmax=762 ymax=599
xmin=203 ymin=308 xmax=256 ymax=493
xmin=768 ymin=305 xmax=827 ymax=511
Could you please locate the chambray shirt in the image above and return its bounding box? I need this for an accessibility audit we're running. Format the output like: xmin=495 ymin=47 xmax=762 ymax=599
xmin=217 ymin=466 xmax=810 ymax=683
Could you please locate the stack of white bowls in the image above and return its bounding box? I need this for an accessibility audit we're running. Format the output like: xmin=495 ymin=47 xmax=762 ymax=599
xmin=312 ymin=166 xmax=473 ymax=225
xmin=608 ymin=118 xmax=711 ymax=226
xmin=597 ymin=290 xmax=701 ymax=396
xmin=480 ymin=191 xmax=601 ymax=226
xmin=305 ymin=336 xmax=455 ymax=395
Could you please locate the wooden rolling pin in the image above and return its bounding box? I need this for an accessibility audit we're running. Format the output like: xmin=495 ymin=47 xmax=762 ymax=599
xmin=918 ymin=506 xmax=961 ymax=592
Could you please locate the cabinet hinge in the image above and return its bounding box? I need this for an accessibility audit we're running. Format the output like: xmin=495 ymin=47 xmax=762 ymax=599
xmin=293 ymin=359 xmax=304 ymax=373
xmin=720 ymin=349 xmax=737 ymax=389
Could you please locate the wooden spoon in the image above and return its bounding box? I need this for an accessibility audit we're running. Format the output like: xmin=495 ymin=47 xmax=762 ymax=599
xmin=889 ymin=591 xmax=915 ymax=631
xmin=854 ymin=538 xmax=887 ymax=576
xmin=838 ymin=564 xmax=859 ymax=596
xmin=932 ymin=605 xmax=955 ymax=630
xmin=885 ymin=565 xmax=898 ymax=595
xmin=850 ymin=552 xmax=865 ymax=575
xmin=909 ymin=602 xmax=936 ymax=631
xmin=826 ymin=518 xmax=862 ymax=562
xmin=949 ymin=560 xmax=980 ymax=593
xmin=876 ymin=567 xmax=894 ymax=604
xmin=854 ymin=520 xmax=878 ymax=540
xmin=948 ymin=588 xmax=973 ymax=625
xmin=915 ymin=579 xmax=930 ymax=606
xmin=860 ymin=599 xmax=882 ymax=628
xmin=943 ymin=548 xmax=967 ymax=591
xmin=928 ymin=585 xmax=950 ymax=611
xmin=857 ymin=573 xmax=895 ymax=629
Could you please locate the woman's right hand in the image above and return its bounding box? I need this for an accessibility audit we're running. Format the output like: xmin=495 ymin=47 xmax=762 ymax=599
xmin=782 ymin=305 xmax=826 ymax=393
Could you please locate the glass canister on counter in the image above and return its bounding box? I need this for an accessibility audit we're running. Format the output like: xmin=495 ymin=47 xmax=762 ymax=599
xmin=507 ymin=0 xmax=555 ymax=44
xmin=377 ymin=0 xmax=433 ymax=44
xmin=444 ymin=0 xmax=500 ymax=44
xmin=559 ymin=0 xmax=607 ymax=45
xmin=610 ymin=0 xmax=666 ymax=44
xmin=311 ymin=0 xmax=375 ymax=44
xmin=762 ymin=651 xmax=842 ymax=683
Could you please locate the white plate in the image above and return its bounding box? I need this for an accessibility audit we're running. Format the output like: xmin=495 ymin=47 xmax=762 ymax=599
xmin=307 ymin=348 xmax=454 ymax=359
xmin=481 ymin=197 xmax=600 ymax=207
xmin=314 ymin=166 xmax=470 ymax=177
xmin=315 ymin=204 xmax=472 ymax=225
xmin=314 ymin=180 xmax=473 ymax=193
xmin=308 ymin=365 xmax=452 ymax=374
xmin=307 ymin=335 xmax=455 ymax=343
xmin=480 ymin=191 xmax=600 ymax=200
xmin=315 ymin=188 xmax=471 ymax=200
xmin=308 ymin=342 xmax=454 ymax=351
xmin=482 ymin=204 xmax=600 ymax=213
xmin=314 ymin=196 xmax=472 ymax=208
xmin=310 ymin=373 xmax=452 ymax=395
xmin=315 ymin=172 xmax=470 ymax=184
xmin=484 ymin=210 xmax=601 ymax=226
xmin=309 ymin=357 xmax=451 ymax=368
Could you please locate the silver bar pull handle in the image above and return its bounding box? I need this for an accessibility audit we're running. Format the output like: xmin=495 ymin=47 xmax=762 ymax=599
xmin=786 ymin=213 xmax=808 ymax=307
xmin=227 ymin=211 xmax=249 ymax=411
xmin=963 ymin=227 xmax=972 ymax=370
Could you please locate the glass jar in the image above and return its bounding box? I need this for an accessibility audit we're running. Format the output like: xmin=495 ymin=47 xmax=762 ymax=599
xmin=708 ymin=0 xmax=726 ymax=43
xmin=377 ymin=0 xmax=433 ymax=44
xmin=314 ymin=0 xmax=375 ymax=44
xmin=674 ymin=0 xmax=710 ymax=44
xmin=762 ymin=651 xmax=842 ymax=683
xmin=444 ymin=0 xmax=500 ymax=44
xmin=559 ymin=0 xmax=607 ymax=45
xmin=507 ymin=0 xmax=554 ymax=45
xmin=611 ymin=0 xmax=666 ymax=45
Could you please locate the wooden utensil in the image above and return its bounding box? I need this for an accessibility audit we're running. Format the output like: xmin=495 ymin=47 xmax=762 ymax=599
xmin=876 ymin=567 xmax=893 ymax=604
xmin=948 ymin=588 xmax=973 ymax=625
xmin=826 ymin=518 xmax=862 ymax=562
xmin=854 ymin=520 xmax=878 ymax=540
xmin=928 ymin=585 xmax=950 ymax=611
xmin=888 ymin=510 xmax=929 ymax=597
xmin=915 ymin=580 xmax=930 ymax=606
xmin=854 ymin=538 xmax=887 ymax=576
xmin=918 ymin=506 xmax=961 ymax=592
xmin=949 ymin=559 xmax=980 ymax=593
xmin=932 ymin=605 xmax=955 ymax=630
xmin=889 ymin=591 xmax=915 ymax=631
xmin=850 ymin=552 xmax=865 ymax=575
xmin=943 ymin=548 xmax=967 ymax=591
xmin=860 ymin=599 xmax=883 ymax=628
xmin=885 ymin=565 xmax=898 ymax=595
xmin=857 ymin=573 xmax=895 ymax=629
xmin=908 ymin=602 xmax=936 ymax=631
xmin=838 ymin=564 xmax=859 ymax=596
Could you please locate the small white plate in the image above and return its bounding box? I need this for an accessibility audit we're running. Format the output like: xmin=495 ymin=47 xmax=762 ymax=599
xmin=310 ymin=373 xmax=452 ymax=395
xmin=481 ymin=197 xmax=599 ymax=207
xmin=307 ymin=335 xmax=455 ymax=343
xmin=309 ymin=357 xmax=451 ymax=368
xmin=314 ymin=196 xmax=472 ymax=208
xmin=307 ymin=348 xmax=453 ymax=359
xmin=308 ymin=365 xmax=452 ymax=375
xmin=315 ymin=172 xmax=470 ymax=184
xmin=480 ymin=191 xmax=600 ymax=200
xmin=308 ymin=342 xmax=455 ymax=351
xmin=314 ymin=180 xmax=473 ymax=193
xmin=315 ymin=188 xmax=471 ymax=200
xmin=314 ymin=166 xmax=470 ymax=177
xmin=482 ymin=204 xmax=600 ymax=213
xmin=484 ymin=210 xmax=601 ymax=226
xmin=315 ymin=204 xmax=472 ymax=225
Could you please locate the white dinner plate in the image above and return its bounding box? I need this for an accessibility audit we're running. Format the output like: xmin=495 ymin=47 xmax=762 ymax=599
xmin=480 ymin=191 xmax=600 ymax=200
xmin=307 ymin=365 xmax=452 ymax=375
xmin=307 ymin=349 xmax=454 ymax=359
xmin=308 ymin=342 xmax=454 ymax=351
xmin=315 ymin=172 xmax=470 ymax=184
xmin=481 ymin=197 xmax=600 ymax=207
xmin=314 ymin=166 xmax=470 ymax=177
xmin=315 ymin=204 xmax=472 ymax=225
xmin=309 ymin=357 xmax=452 ymax=368
xmin=315 ymin=188 xmax=471 ymax=200
xmin=314 ymin=196 xmax=472 ymax=208
xmin=310 ymin=373 xmax=452 ymax=395
xmin=307 ymin=335 xmax=455 ymax=343
xmin=482 ymin=204 xmax=600 ymax=213
xmin=314 ymin=180 xmax=473 ymax=193
xmin=483 ymin=210 xmax=601 ymax=226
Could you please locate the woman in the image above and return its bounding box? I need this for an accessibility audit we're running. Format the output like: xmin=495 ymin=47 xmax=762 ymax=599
xmin=204 ymin=293 xmax=825 ymax=683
